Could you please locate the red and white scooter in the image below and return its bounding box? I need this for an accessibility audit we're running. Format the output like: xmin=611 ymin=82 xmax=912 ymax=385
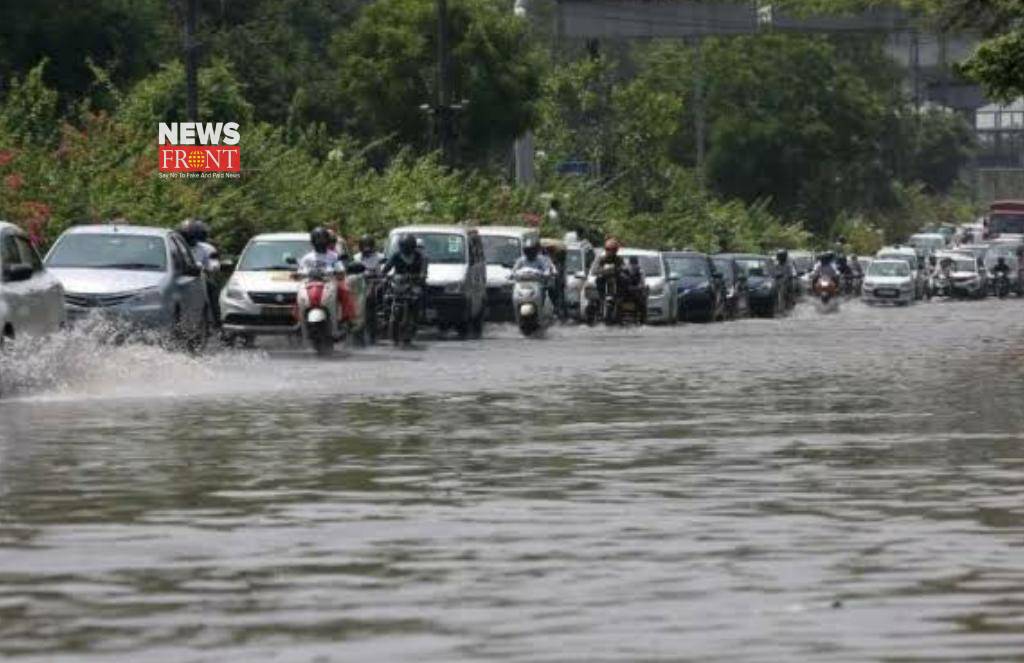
xmin=294 ymin=266 xmax=345 ymax=356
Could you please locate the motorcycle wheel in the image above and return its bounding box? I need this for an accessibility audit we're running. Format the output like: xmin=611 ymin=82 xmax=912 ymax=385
xmin=390 ymin=303 xmax=404 ymax=347
xmin=310 ymin=323 xmax=334 ymax=356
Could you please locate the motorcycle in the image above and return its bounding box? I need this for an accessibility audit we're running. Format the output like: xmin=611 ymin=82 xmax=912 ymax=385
xmin=294 ymin=265 xmax=344 ymax=356
xmin=385 ymin=273 xmax=419 ymax=346
xmin=511 ymin=267 xmax=553 ymax=337
xmin=813 ymin=273 xmax=840 ymax=311
xmin=931 ymin=273 xmax=951 ymax=298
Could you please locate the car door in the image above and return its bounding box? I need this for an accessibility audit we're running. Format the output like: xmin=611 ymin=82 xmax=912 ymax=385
xmin=0 ymin=230 xmax=29 ymax=336
xmin=468 ymin=233 xmax=486 ymax=316
xmin=169 ymin=235 xmax=207 ymax=324
xmin=12 ymin=233 xmax=64 ymax=334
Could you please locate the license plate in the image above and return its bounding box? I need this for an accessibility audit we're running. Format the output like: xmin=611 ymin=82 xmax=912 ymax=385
xmin=878 ymin=289 xmax=898 ymax=297
xmin=261 ymin=306 xmax=292 ymax=316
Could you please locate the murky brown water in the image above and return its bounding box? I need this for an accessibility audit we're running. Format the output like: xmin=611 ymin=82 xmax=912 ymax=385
xmin=2 ymin=299 xmax=1024 ymax=661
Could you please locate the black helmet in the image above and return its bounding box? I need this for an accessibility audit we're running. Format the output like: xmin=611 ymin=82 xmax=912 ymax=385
xmin=180 ymin=218 xmax=208 ymax=246
xmin=775 ymin=249 xmax=788 ymax=264
xmin=819 ymin=251 xmax=834 ymax=263
xmin=310 ymin=226 xmax=331 ymax=253
xmin=399 ymin=233 xmax=417 ymax=256
xmin=523 ymin=237 xmax=540 ymax=260
xmin=997 ymin=255 xmax=1007 ymax=264
xmin=359 ymin=234 xmax=375 ymax=253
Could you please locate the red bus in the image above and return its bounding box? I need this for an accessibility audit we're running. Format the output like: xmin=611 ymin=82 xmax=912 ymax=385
xmin=988 ymin=200 xmax=1024 ymax=237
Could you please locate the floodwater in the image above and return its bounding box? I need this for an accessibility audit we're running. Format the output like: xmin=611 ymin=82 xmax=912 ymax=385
xmin=1 ymin=299 xmax=1024 ymax=661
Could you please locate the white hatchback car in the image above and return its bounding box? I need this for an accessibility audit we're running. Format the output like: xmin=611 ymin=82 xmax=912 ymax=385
xmin=861 ymin=259 xmax=915 ymax=305
xmin=0 ymin=221 xmax=66 ymax=345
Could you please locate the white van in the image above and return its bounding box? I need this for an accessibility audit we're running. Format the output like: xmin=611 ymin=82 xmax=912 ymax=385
xmin=478 ymin=226 xmax=539 ymax=322
xmin=387 ymin=225 xmax=487 ymax=337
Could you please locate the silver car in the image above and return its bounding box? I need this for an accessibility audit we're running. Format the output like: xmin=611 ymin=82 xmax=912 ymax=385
xmin=0 ymin=221 xmax=66 ymax=345
xmin=45 ymin=225 xmax=210 ymax=347
xmin=861 ymin=259 xmax=915 ymax=305
xmin=220 ymin=233 xmax=310 ymax=343
xmin=621 ymin=248 xmax=677 ymax=323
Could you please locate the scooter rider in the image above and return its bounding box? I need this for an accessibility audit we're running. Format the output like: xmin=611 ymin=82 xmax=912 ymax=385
xmin=513 ymin=237 xmax=556 ymax=305
xmin=382 ymin=234 xmax=429 ymax=319
xmin=625 ymin=255 xmax=648 ymax=323
xmin=775 ymin=249 xmax=796 ymax=307
xmin=993 ymin=255 xmax=1011 ymax=281
xmin=810 ymin=251 xmax=839 ymax=284
xmin=297 ymin=227 xmax=357 ymax=323
xmin=180 ymin=218 xmax=221 ymax=323
xmin=355 ymin=234 xmax=385 ymax=273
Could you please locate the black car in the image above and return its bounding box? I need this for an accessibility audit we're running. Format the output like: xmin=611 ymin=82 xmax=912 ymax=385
xmin=663 ymin=251 xmax=725 ymax=322
xmin=719 ymin=253 xmax=784 ymax=317
xmin=712 ymin=256 xmax=749 ymax=319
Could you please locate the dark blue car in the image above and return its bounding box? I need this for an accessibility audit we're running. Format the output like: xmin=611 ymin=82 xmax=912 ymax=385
xmin=663 ymin=251 xmax=724 ymax=322
xmin=718 ymin=253 xmax=784 ymax=317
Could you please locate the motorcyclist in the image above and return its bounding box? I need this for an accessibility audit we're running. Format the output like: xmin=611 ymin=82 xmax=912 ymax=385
xmin=810 ymin=251 xmax=839 ymax=285
xmin=992 ymin=255 xmax=1011 ymax=285
xmin=180 ymin=218 xmax=221 ymax=324
xmin=625 ymin=255 xmax=648 ymax=323
xmin=382 ymin=234 xmax=429 ymax=322
xmin=512 ymin=237 xmax=557 ymax=310
xmin=775 ymin=249 xmax=796 ymax=307
xmin=297 ymin=226 xmax=356 ymax=324
xmin=355 ymin=234 xmax=385 ymax=273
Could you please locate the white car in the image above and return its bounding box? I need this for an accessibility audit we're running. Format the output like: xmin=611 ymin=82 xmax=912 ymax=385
xmin=861 ymin=259 xmax=915 ymax=305
xmin=478 ymin=226 xmax=539 ymax=322
xmin=876 ymin=246 xmax=926 ymax=299
xmin=0 ymin=221 xmax=66 ymax=345
xmin=220 ymin=233 xmax=311 ymax=344
xmin=620 ymin=248 xmax=677 ymax=323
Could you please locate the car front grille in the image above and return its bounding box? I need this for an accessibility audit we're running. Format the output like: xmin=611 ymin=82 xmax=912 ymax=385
xmin=64 ymin=292 xmax=135 ymax=308
xmin=248 ymin=291 xmax=297 ymax=305
xmin=224 ymin=313 xmax=296 ymax=327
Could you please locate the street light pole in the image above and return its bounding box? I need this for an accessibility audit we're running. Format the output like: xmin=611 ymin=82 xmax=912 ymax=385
xmin=437 ymin=0 xmax=455 ymax=165
xmin=185 ymin=0 xmax=199 ymax=122
xmin=513 ymin=0 xmax=535 ymax=185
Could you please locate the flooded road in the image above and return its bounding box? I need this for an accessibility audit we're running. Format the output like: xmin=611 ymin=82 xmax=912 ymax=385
xmin=2 ymin=299 xmax=1024 ymax=661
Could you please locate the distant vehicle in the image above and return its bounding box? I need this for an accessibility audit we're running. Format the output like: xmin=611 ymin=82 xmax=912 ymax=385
xmin=712 ymin=256 xmax=750 ymax=319
xmin=387 ymin=225 xmax=487 ymax=338
xmin=921 ymin=225 xmax=956 ymax=245
xmin=982 ymin=245 xmax=1022 ymax=295
xmin=620 ymin=248 xmax=677 ymax=324
xmin=937 ymin=251 xmax=988 ymax=298
xmin=478 ymin=226 xmax=538 ymax=322
xmin=875 ymin=246 xmax=926 ymax=300
xmin=219 ymin=232 xmax=309 ymax=345
xmin=789 ymin=250 xmax=815 ymax=294
xmin=986 ymin=200 xmax=1024 ymax=239
xmin=663 ymin=251 xmax=724 ymax=322
xmin=561 ymin=234 xmax=595 ymax=321
xmin=0 ymin=221 xmax=66 ymax=346
xmin=721 ymin=253 xmax=783 ymax=317
xmin=46 ymin=224 xmax=209 ymax=350
xmin=862 ymin=259 xmax=915 ymax=305
xmin=908 ymin=233 xmax=947 ymax=256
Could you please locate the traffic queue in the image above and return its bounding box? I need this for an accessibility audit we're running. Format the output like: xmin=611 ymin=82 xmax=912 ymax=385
xmin=0 ymin=199 xmax=1022 ymax=357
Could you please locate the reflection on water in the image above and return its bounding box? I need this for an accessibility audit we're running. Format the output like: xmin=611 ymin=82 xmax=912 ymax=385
xmin=1 ymin=300 xmax=1024 ymax=660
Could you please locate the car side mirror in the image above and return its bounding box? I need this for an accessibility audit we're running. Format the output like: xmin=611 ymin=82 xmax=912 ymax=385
xmin=3 ymin=264 xmax=34 ymax=283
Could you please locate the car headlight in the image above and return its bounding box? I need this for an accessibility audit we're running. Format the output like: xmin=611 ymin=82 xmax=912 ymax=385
xmin=444 ymin=281 xmax=464 ymax=294
xmin=900 ymin=282 xmax=913 ymax=290
xmin=649 ymin=283 xmax=664 ymax=296
xmin=759 ymin=282 xmax=773 ymax=291
xmin=129 ymin=287 xmax=163 ymax=305
xmin=225 ymin=286 xmax=246 ymax=301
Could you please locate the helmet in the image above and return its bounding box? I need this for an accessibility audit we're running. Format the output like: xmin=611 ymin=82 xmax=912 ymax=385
xmin=819 ymin=251 xmax=834 ymax=263
xmin=928 ymin=255 xmax=937 ymax=265
xmin=775 ymin=249 xmax=788 ymax=264
xmin=997 ymin=255 xmax=1007 ymax=264
xmin=310 ymin=226 xmax=331 ymax=253
xmin=359 ymin=234 xmax=375 ymax=253
xmin=523 ymin=237 xmax=540 ymax=260
xmin=180 ymin=218 xmax=208 ymax=246
xmin=604 ymin=238 xmax=620 ymax=256
xmin=399 ymin=233 xmax=417 ymax=256
xmin=836 ymin=235 xmax=847 ymax=244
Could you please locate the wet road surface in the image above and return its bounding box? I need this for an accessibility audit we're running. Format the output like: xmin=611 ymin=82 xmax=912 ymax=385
xmin=1 ymin=299 xmax=1024 ymax=661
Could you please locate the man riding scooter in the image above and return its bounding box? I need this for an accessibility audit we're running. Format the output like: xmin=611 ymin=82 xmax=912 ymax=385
xmin=180 ymin=218 xmax=221 ymax=325
xmin=511 ymin=237 xmax=557 ymax=334
xmin=297 ymin=227 xmax=357 ymax=320
xmin=355 ymin=234 xmax=386 ymax=342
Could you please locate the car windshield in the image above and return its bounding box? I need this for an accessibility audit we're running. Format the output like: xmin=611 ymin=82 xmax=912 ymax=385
xmin=735 ymin=258 xmax=772 ymax=277
xmin=792 ymin=256 xmax=813 ymax=273
xmin=954 ymin=259 xmax=977 ymax=272
xmin=878 ymin=254 xmax=914 ymax=269
xmin=481 ymin=235 xmax=522 ymax=266
xmin=713 ymin=259 xmax=734 ymax=281
xmin=910 ymin=236 xmax=945 ymax=250
xmin=238 ymin=240 xmax=310 ymax=271
xmin=391 ymin=232 xmax=466 ymax=264
xmin=627 ymin=255 xmax=662 ymax=276
xmin=666 ymin=256 xmax=708 ymax=277
xmin=990 ymin=213 xmax=1024 ymax=235
xmin=868 ymin=261 xmax=909 ymax=277
xmin=46 ymin=234 xmax=167 ymax=271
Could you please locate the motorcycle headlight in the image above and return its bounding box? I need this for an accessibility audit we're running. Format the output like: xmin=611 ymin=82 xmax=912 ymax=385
xmin=444 ymin=281 xmax=464 ymax=294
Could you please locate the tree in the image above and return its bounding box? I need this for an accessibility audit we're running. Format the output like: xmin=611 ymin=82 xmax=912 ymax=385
xmin=330 ymin=0 xmax=543 ymax=165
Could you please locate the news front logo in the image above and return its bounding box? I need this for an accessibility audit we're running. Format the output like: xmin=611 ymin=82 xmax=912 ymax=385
xmin=158 ymin=122 xmax=240 ymax=176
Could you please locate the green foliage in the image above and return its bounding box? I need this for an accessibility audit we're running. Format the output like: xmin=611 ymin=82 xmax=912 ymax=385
xmin=332 ymin=0 xmax=542 ymax=164
xmin=0 ymin=61 xmax=59 ymax=146
xmin=959 ymin=29 xmax=1024 ymax=101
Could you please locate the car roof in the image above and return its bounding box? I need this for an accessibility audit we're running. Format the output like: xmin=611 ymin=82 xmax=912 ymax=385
xmin=61 ymin=224 xmax=172 ymax=238
xmin=477 ymin=226 xmax=537 ymax=238
xmin=620 ymin=248 xmax=660 ymax=257
xmin=250 ymin=232 xmax=309 ymax=242
xmin=910 ymin=233 xmax=945 ymax=239
xmin=389 ymin=224 xmax=475 ymax=236
xmin=663 ymin=250 xmax=709 ymax=258
xmin=715 ymin=253 xmax=767 ymax=260
xmin=871 ymin=258 xmax=910 ymax=265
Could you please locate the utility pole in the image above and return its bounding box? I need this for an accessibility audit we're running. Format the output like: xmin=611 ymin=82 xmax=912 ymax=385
xmin=185 ymin=0 xmax=199 ymax=122
xmin=693 ymin=38 xmax=705 ymax=191
xmin=512 ymin=0 xmax=535 ymax=185
xmin=437 ymin=0 xmax=454 ymax=165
